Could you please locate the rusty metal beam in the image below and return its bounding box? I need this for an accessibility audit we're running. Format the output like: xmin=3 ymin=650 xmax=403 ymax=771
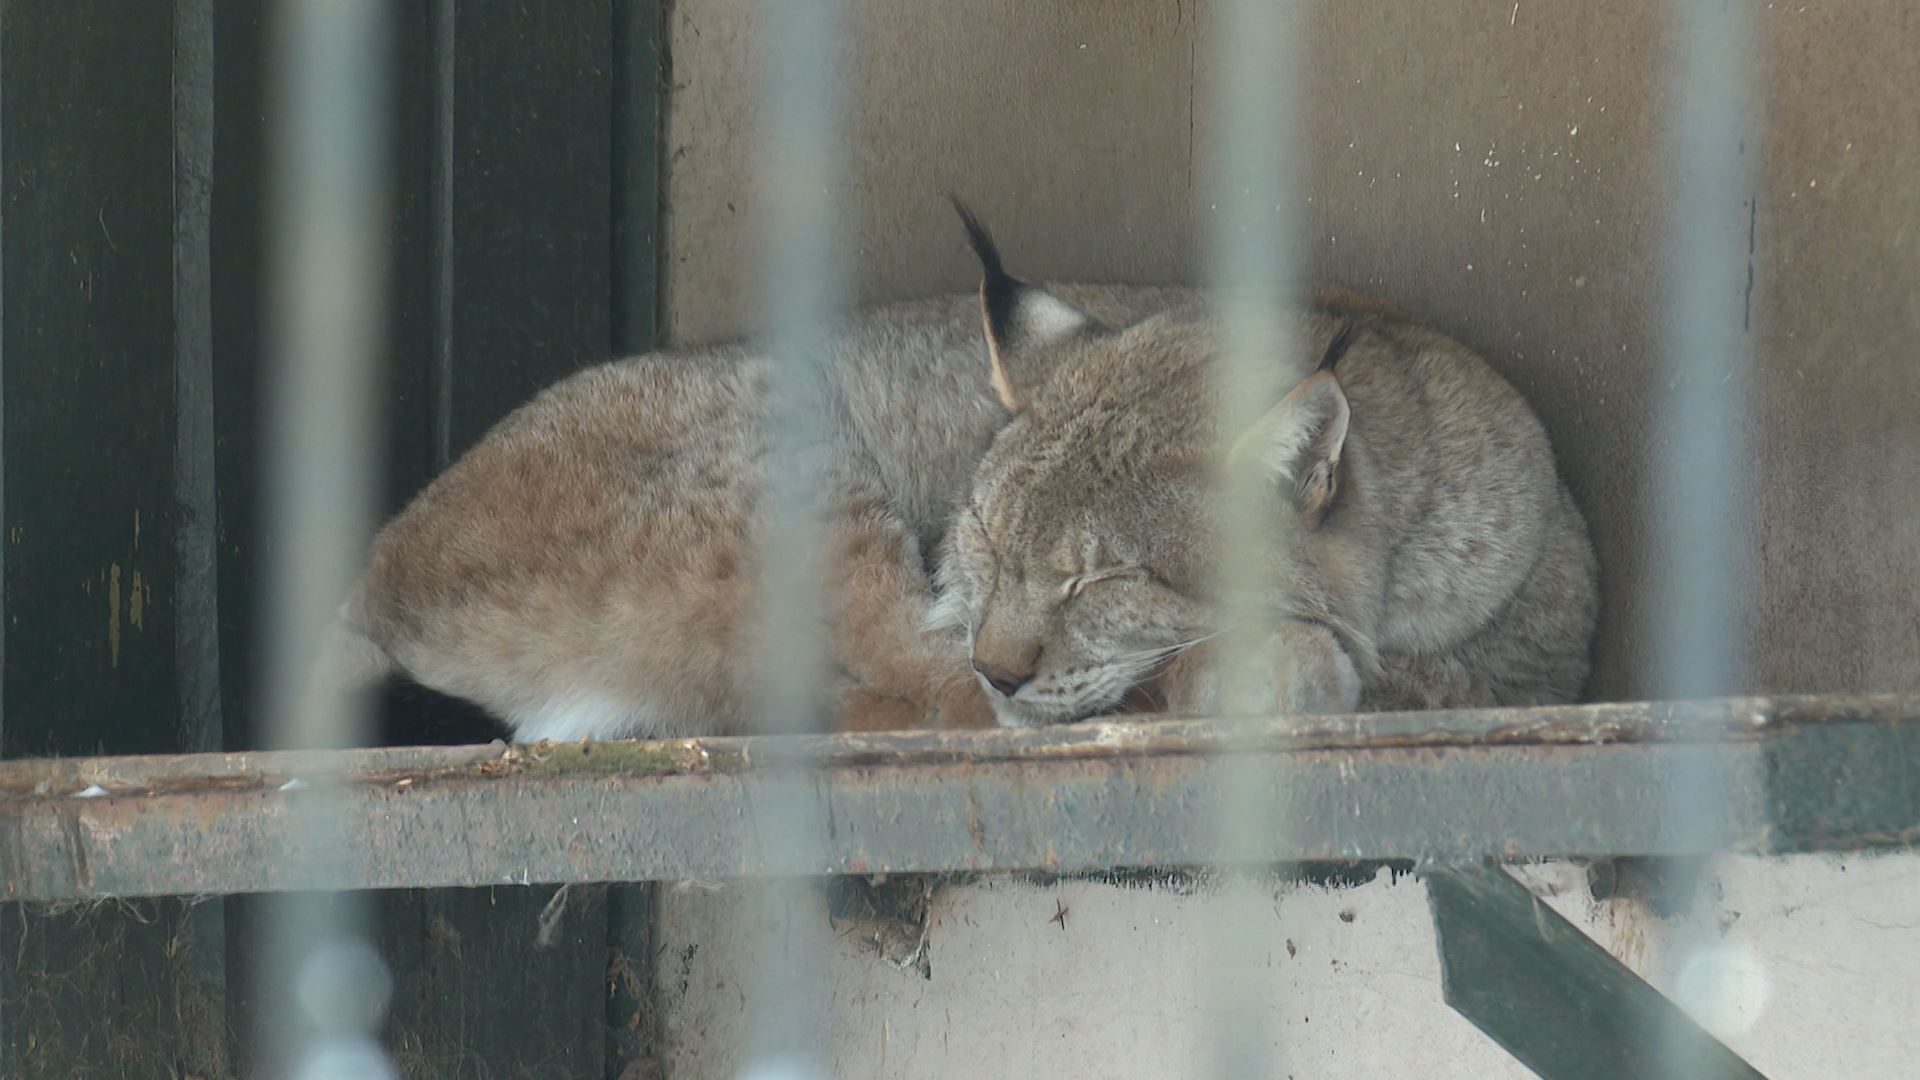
xmin=0 ymin=695 xmax=1915 ymax=901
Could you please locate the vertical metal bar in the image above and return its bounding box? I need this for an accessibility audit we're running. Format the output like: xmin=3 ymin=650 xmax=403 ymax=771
xmin=609 ymin=3 xmax=666 ymax=1070
xmin=740 ymin=0 xmax=846 ymax=1076
xmin=1202 ymin=0 xmax=1307 ymax=1075
xmin=429 ymin=0 xmax=457 ymax=469
xmin=173 ymin=0 xmax=222 ymax=758
xmin=612 ymin=0 xmax=664 ymax=356
xmin=1656 ymin=0 xmax=1756 ymax=1070
xmin=172 ymin=4 xmax=231 ymax=1070
xmin=0 ymin=0 xmax=10 ymax=770
xmin=1659 ymin=0 xmax=1755 ymax=703
xmin=0 ymin=14 xmax=9 ymax=1074
xmin=257 ymin=1 xmax=396 ymax=1076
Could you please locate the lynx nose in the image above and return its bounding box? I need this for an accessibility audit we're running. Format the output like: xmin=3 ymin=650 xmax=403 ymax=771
xmin=971 ymin=658 xmax=1033 ymax=698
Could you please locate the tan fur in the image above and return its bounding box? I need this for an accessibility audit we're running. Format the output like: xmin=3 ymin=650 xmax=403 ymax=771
xmin=932 ymin=228 xmax=1599 ymax=726
xmin=340 ymin=219 xmax=1594 ymax=739
xmin=339 ymin=287 xmax=1193 ymax=740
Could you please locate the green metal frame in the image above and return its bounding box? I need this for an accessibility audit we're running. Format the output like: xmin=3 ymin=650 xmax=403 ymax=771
xmin=1428 ymin=864 xmax=1769 ymax=1079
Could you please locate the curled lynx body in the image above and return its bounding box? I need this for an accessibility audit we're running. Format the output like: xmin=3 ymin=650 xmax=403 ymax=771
xmin=346 ymin=287 xmax=1193 ymax=740
xmin=345 ymin=271 xmax=1595 ymax=739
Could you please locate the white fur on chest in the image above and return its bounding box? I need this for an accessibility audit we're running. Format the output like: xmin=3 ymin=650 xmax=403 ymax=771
xmin=509 ymin=690 xmax=669 ymax=743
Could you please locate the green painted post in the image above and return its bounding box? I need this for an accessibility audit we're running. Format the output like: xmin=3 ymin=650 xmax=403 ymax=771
xmin=1427 ymin=864 xmax=1768 ymax=1080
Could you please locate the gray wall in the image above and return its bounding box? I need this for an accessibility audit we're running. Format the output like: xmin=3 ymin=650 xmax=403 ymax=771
xmin=660 ymin=0 xmax=1920 ymax=702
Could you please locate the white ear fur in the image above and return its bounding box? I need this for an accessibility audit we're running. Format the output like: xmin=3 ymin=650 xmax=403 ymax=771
xmin=1230 ymin=371 xmax=1351 ymax=522
xmin=1014 ymin=291 xmax=1090 ymax=342
xmin=981 ymin=285 xmax=1093 ymax=412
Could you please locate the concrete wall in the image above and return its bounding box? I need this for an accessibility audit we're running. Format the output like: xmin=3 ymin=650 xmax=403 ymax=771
xmin=660 ymin=0 xmax=1920 ymax=703
xmin=655 ymin=857 xmax=1920 ymax=1079
xmin=654 ymin=3 xmax=1920 ymax=1076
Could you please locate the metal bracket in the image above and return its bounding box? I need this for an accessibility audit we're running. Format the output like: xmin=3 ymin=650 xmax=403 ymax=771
xmin=1426 ymin=863 xmax=1768 ymax=1080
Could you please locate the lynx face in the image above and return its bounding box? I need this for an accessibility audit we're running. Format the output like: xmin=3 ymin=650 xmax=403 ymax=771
xmin=931 ymin=452 xmax=1216 ymax=726
xmin=928 ymin=205 xmax=1360 ymax=727
xmin=929 ymin=202 xmax=1597 ymax=726
xmin=926 ymin=329 xmax=1342 ymax=726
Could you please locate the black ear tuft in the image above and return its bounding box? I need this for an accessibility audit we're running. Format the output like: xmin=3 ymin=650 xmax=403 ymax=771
xmin=946 ymin=195 xmax=1094 ymax=412
xmin=947 ymin=195 xmax=1006 ymax=282
xmin=948 ymin=195 xmax=1023 ymax=339
xmin=1316 ymin=318 xmax=1361 ymax=375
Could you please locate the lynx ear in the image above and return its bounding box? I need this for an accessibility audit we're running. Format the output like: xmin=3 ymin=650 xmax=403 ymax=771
xmin=950 ymin=197 xmax=1096 ymax=411
xmin=1230 ymin=370 xmax=1351 ymax=526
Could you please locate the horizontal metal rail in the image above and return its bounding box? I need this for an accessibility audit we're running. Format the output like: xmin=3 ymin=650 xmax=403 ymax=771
xmin=1 ymin=695 xmax=1915 ymax=902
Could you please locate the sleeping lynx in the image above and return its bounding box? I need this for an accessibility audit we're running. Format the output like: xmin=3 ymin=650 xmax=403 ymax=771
xmin=329 ymin=206 xmax=1596 ymax=740
xmin=931 ymin=208 xmax=1597 ymax=725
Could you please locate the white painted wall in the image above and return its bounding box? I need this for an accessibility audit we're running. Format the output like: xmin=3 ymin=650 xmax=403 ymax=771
xmin=656 ymin=854 xmax=1920 ymax=1079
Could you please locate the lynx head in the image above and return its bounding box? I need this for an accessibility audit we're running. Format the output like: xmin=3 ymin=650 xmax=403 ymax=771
xmin=929 ymin=202 xmax=1356 ymax=727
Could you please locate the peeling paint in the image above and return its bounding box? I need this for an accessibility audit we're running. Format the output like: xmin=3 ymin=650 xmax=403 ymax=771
xmin=129 ymin=569 xmax=145 ymax=631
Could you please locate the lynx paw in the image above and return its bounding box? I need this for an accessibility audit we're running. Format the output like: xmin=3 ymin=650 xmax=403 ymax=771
xmin=1158 ymin=623 xmax=1361 ymax=717
xmin=928 ymin=675 xmax=997 ymax=730
xmin=833 ymin=676 xmax=996 ymax=732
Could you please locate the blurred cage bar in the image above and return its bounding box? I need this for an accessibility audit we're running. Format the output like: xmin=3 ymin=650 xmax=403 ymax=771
xmin=1651 ymin=0 xmax=1757 ymax=1075
xmin=254 ymin=0 xmax=395 ymax=1077
xmin=0 ymin=1 xmax=1916 ymax=1078
xmin=1201 ymin=0 xmax=1304 ymax=1075
xmin=738 ymin=0 xmax=845 ymax=1076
